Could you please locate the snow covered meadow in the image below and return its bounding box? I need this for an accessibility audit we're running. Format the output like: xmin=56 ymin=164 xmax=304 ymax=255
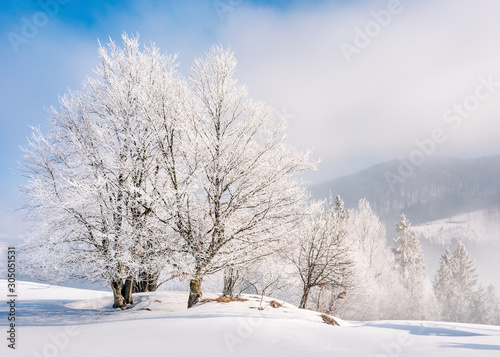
xmin=413 ymin=210 xmax=500 ymax=245
xmin=1 ymin=280 xmax=500 ymax=357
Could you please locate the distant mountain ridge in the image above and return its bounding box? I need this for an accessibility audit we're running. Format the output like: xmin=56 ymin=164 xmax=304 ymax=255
xmin=310 ymin=155 xmax=500 ymax=226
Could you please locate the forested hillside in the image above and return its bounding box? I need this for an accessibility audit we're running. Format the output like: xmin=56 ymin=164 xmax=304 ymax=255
xmin=310 ymin=155 xmax=500 ymax=226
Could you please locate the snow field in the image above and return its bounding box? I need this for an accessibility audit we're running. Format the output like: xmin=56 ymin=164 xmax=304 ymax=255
xmin=0 ymin=280 xmax=499 ymax=357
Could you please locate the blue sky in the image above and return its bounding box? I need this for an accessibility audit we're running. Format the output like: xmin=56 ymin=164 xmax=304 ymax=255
xmin=2 ymin=0 xmax=500 ymax=246
xmin=0 ymin=0 xmax=336 ymax=241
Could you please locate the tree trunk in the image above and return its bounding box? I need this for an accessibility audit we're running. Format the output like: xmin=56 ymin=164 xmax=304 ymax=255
xmin=316 ymin=288 xmax=323 ymax=311
xmin=111 ymin=280 xmax=126 ymax=309
xmin=299 ymin=286 xmax=310 ymax=309
xmin=222 ymin=268 xmax=238 ymax=297
xmin=121 ymin=276 xmax=134 ymax=305
xmin=133 ymin=272 xmax=159 ymax=293
xmin=188 ymin=277 xmax=203 ymax=308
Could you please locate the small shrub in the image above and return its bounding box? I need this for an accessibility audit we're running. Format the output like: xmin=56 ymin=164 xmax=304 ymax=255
xmin=199 ymin=296 xmax=248 ymax=304
xmin=320 ymin=314 xmax=340 ymax=326
xmin=269 ymin=300 xmax=282 ymax=308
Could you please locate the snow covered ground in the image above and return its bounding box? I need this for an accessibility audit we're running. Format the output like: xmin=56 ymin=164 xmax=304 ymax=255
xmin=413 ymin=210 xmax=500 ymax=245
xmin=1 ymin=280 xmax=499 ymax=356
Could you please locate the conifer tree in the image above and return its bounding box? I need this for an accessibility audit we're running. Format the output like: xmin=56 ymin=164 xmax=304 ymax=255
xmin=393 ymin=214 xmax=427 ymax=318
xmin=334 ymin=199 xmax=404 ymax=320
xmin=433 ymin=248 xmax=455 ymax=321
xmin=451 ymin=242 xmax=479 ymax=322
xmin=484 ymin=284 xmax=500 ymax=325
xmin=432 ymin=241 xmax=500 ymax=324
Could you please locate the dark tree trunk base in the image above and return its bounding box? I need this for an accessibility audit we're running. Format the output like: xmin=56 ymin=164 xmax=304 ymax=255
xmin=188 ymin=278 xmax=203 ymax=308
xmin=121 ymin=276 xmax=134 ymax=305
xmin=111 ymin=277 xmax=135 ymax=308
xmin=133 ymin=272 xmax=159 ymax=293
xmin=111 ymin=280 xmax=126 ymax=309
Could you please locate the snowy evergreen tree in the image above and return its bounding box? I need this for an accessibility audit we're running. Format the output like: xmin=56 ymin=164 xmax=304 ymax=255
xmin=393 ymin=214 xmax=428 ymax=319
xmin=332 ymin=199 xmax=404 ymax=320
xmin=470 ymin=283 xmax=489 ymax=324
xmin=450 ymin=241 xmax=479 ymax=322
xmin=432 ymin=241 xmax=499 ymax=325
xmin=433 ymin=248 xmax=455 ymax=321
xmin=484 ymin=284 xmax=500 ymax=325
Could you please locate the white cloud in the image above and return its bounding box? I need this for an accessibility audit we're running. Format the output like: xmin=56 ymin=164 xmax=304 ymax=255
xmin=214 ymin=0 xmax=500 ymax=182
xmin=3 ymin=0 xmax=500 ymax=186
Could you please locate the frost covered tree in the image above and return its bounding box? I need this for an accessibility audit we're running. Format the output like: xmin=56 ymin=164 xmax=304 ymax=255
xmin=222 ymin=268 xmax=242 ymax=297
xmin=292 ymin=196 xmax=352 ymax=309
xmin=333 ymin=199 xmax=404 ymax=320
xmin=433 ymin=248 xmax=455 ymax=321
xmin=20 ymin=34 xmax=180 ymax=308
xmin=20 ymin=36 xmax=313 ymax=309
xmin=393 ymin=214 xmax=428 ymax=319
xmin=484 ymin=285 xmax=500 ymax=325
xmin=222 ymin=250 xmax=293 ymax=299
xmin=148 ymin=46 xmax=314 ymax=307
xmin=470 ymin=283 xmax=489 ymax=325
xmin=238 ymin=253 xmax=291 ymax=302
xmin=432 ymin=242 xmax=499 ymax=324
xmin=450 ymin=242 xmax=479 ymax=322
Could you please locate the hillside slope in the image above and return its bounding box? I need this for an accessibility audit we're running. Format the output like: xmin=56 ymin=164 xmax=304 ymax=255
xmin=310 ymin=155 xmax=500 ymax=290
xmin=310 ymin=155 xmax=500 ymax=226
xmin=1 ymin=280 xmax=500 ymax=356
